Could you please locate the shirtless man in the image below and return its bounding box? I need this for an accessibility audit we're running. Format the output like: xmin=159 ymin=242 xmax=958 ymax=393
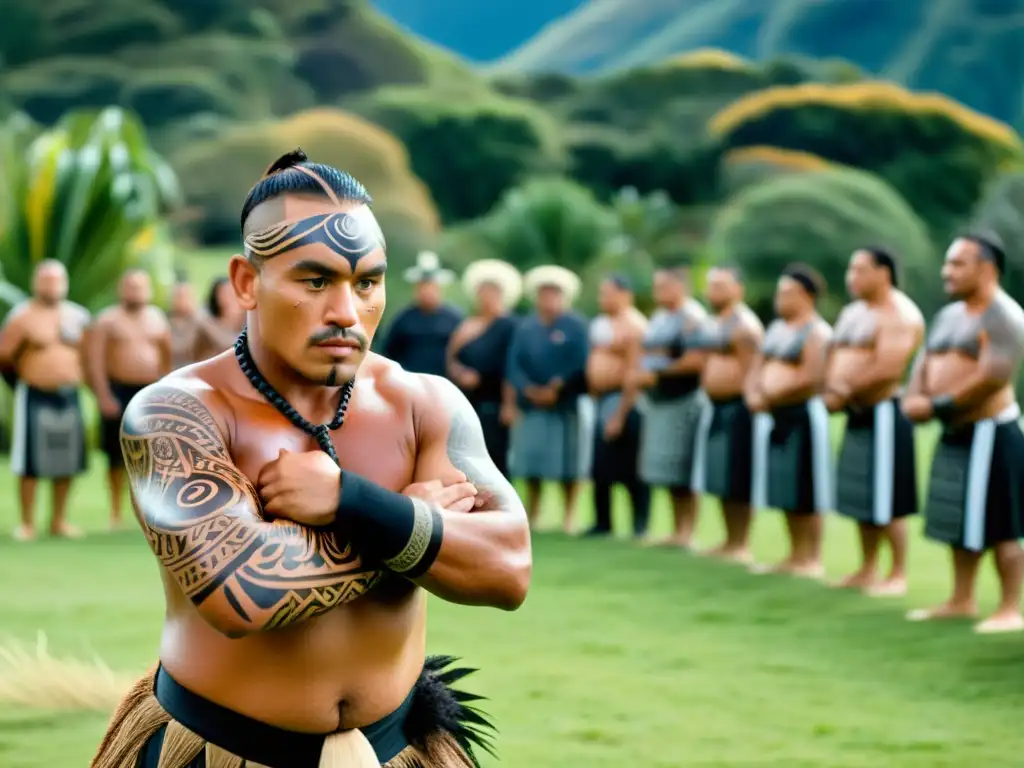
xmin=745 ymin=264 xmax=833 ymax=577
xmin=825 ymin=248 xmax=924 ymax=596
xmin=85 ymin=270 xmax=172 ymax=528
xmin=193 ymin=277 xmax=246 ymax=362
xmin=169 ymin=275 xmax=200 ymax=370
xmin=628 ymin=264 xmax=708 ymax=547
xmin=91 ymin=151 xmax=530 ymax=768
xmin=691 ymin=266 xmax=764 ymax=562
xmin=585 ymin=274 xmax=649 ymax=538
xmin=902 ymin=233 xmax=1024 ymax=633
xmin=0 ymin=261 xmax=89 ymax=541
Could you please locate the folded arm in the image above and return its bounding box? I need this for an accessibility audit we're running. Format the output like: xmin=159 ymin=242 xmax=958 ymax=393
xmin=845 ymin=322 xmax=920 ymax=396
xmin=0 ymin=314 xmax=25 ymax=370
xmin=764 ymin=327 xmax=830 ymax=405
xmin=943 ymin=308 xmax=1024 ymax=410
xmin=408 ymin=376 xmax=531 ymax=610
xmin=121 ymin=383 xmax=380 ymax=638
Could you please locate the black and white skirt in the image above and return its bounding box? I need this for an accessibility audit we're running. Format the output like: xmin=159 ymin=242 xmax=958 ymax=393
xmin=692 ymin=396 xmax=759 ymax=504
xmin=11 ymin=382 xmax=88 ymax=479
xmin=835 ymin=398 xmax=918 ymax=526
xmin=638 ymin=389 xmax=707 ymax=489
xmin=753 ymin=397 xmax=835 ymax=514
xmin=923 ymin=405 xmax=1024 ymax=552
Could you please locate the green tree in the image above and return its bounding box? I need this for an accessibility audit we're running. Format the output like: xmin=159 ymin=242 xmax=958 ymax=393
xmin=709 ymin=81 xmax=1024 ymax=239
xmin=705 ymin=167 xmax=938 ymax=322
xmin=0 ymin=107 xmax=181 ymax=317
xmin=346 ymin=86 xmax=565 ymax=223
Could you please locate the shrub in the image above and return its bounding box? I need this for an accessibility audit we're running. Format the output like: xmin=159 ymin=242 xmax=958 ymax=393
xmin=706 ymin=167 xmax=938 ymax=322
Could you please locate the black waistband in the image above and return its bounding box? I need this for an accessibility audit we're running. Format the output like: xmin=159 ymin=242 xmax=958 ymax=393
xmin=709 ymin=394 xmax=745 ymax=407
xmin=770 ymin=400 xmax=813 ymax=420
xmin=24 ymin=382 xmax=80 ymax=398
xmin=154 ymin=664 xmax=414 ymax=767
xmin=649 ymin=375 xmax=700 ymax=402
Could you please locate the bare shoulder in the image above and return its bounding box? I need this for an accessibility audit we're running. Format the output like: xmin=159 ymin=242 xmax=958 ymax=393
xmin=120 ymin=369 xmax=233 ymax=446
xmin=622 ymin=307 xmax=648 ymax=336
xmin=891 ymin=291 xmax=924 ymax=328
xmin=812 ymin=316 xmax=833 ymax=341
xmin=737 ymin=304 xmax=765 ymax=338
xmin=986 ymin=290 xmax=1024 ymax=332
xmin=92 ymin=305 xmax=120 ymax=328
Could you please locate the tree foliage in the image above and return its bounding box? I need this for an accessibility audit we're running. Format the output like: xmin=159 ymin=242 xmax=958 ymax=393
xmin=710 ymin=81 xmax=1024 ymax=238
xmin=0 ymin=107 xmax=181 ymax=317
xmin=346 ymin=87 xmax=566 ymax=223
xmin=706 ymin=167 xmax=938 ymax=322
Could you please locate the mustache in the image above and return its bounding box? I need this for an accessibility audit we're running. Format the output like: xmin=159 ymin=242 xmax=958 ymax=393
xmin=308 ymin=326 xmax=368 ymax=350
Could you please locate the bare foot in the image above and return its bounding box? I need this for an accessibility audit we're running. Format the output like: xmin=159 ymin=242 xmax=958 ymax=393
xmin=717 ymin=548 xmax=753 ymax=565
xmin=865 ymin=578 xmax=907 ymax=598
xmin=749 ymin=560 xmax=792 ymax=575
xmin=831 ymin=570 xmax=877 ymax=590
xmin=49 ymin=524 xmax=84 ymax=539
xmin=906 ymin=603 xmax=977 ymax=622
xmin=789 ymin=563 xmax=825 ymax=581
xmin=974 ymin=612 xmax=1024 ymax=634
xmin=12 ymin=524 xmax=36 ymax=542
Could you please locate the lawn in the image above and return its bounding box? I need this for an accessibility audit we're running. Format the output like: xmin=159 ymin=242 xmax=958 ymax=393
xmin=2 ymin=428 xmax=1024 ymax=767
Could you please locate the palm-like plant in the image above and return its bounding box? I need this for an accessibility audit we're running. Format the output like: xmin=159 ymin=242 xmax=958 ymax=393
xmin=0 ymin=107 xmax=181 ymax=318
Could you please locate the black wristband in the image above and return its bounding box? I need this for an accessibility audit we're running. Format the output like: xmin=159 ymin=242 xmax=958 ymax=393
xmin=931 ymin=393 xmax=957 ymax=422
xmin=335 ymin=471 xmax=443 ymax=578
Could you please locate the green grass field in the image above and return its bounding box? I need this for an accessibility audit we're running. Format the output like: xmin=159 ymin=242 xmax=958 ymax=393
xmin=2 ymin=429 xmax=1024 ymax=768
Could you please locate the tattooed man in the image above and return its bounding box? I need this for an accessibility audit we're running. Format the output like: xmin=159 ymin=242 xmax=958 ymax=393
xmin=92 ymin=150 xmax=530 ymax=768
xmin=903 ymin=232 xmax=1024 ymax=634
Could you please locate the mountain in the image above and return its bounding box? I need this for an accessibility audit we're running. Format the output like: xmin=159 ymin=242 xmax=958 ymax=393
xmin=492 ymin=0 xmax=1024 ymax=129
xmin=371 ymin=0 xmax=585 ymax=62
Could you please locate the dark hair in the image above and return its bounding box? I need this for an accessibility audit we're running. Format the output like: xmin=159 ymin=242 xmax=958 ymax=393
xmin=239 ymin=148 xmax=372 ymax=233
xmin=861 ymin=246 xmax=900 ymax=288
xmin=961 ymin=229 xmax=1006 ymax=275
xmin=654 ymin=260 xmax=691 ymax=284
xmin=782 ymin=262 xmax=826 ymax=299
xmin=206 ymin=277 xmax=230 ymax=319
xmin=605 ymin=272 xmax=633 ymax=292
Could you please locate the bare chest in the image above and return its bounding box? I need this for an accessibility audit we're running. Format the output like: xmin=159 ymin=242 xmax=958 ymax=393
xmin=108 ymin=314 xmax=166 ymax=344
xmin=833 ymin=306 xmax=878 ymax=349
xmin=927 ymin=311 xmax=982 ymax=359
xmin=228 ymin=398 xmax=418 ymax=495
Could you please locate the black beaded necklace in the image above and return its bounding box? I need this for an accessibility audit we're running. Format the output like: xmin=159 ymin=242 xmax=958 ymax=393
xmin=234 ymin=326 xmax=354 ymax=465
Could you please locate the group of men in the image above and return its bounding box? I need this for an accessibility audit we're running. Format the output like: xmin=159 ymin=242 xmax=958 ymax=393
xmin=0 ymin=264 xmax=245 ymax=538
xmin=501 ymin=233 xmax=1023 ymax=635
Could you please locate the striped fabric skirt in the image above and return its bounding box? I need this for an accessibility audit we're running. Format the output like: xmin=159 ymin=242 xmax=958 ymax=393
xmin=509 ymin=404 xmax=583 ymax=482
xmin=923 ymin=405 xmax=1024 ymax=552
xmin=11 ymin=381 xmax=88 ymax=479
xmin=637 ymin=389 xmax=707 ymax=490
xmin=691 ymin=396 xmax=764 ymax=504
xmin=835 ymin=398 xmax=918 ymax=526
xmin=752 ymin=397 xmax=834 ymax=514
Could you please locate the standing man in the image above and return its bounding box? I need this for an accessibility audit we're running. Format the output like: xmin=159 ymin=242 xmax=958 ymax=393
xmin=825 ymin=247 xmax=924 ymax=596
xmin=169 ymin=274 xmax=200 ymax=370
xmin=85 ymin=269 xmax=172 ymax=529
xmin=506 ymin=265 xmax=589 ymax=531
xmin=691 ymin=265 xmax=764 ymax=562
xmin=746 ymin=264 xmax=833 ymax=577
xmin=380 ymin=251 xmax=462 ymax=377
xmin=0 ymin=260 xmax=89 ymax=541
xmin=193 ymin=277 xmax=246 ymax=362
xmin=628 ymin=263 xmax=707 ymax=548
xmin=902 ymin=232 xmax=1024 ymax=633
xmin=91 ymin=150 xmax=528 ymax=767
xmin=586 ymin=274 xmax=650 ymax=538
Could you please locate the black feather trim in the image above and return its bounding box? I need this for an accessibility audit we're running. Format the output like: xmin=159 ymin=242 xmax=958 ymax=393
xmin=404 ymin=655 xmax=497 ymax=766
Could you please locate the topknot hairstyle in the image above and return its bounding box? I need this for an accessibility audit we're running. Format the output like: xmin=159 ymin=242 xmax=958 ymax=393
xmin=239 ymin=148 xmax=373 ymax=233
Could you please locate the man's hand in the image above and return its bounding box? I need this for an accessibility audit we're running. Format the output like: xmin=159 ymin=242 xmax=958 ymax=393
xmin=402 ymin=478 xmax=480 ymax=513
xmin=745 ymin=390 xmax=768 ymax=413
xmin=901 ymin=394 xmax=934 ymax=424
xmin=822 ymin=388 xmax=847 ymax=413
xmin=604 ymin=412 xmax=625 ymax=441
xmin=98 ymin=394 xmax=122 ymax=420
xmin=526 ymin=384 xmax=557 ymax=407
xmin=456 ymin=368 xmax=481 ymax=390
xmin=499 ymin=402 xmax=518 ymax=427
xmin=258 ymin=449 xmax=340 ymax=525
xmin=622 ymin=370 xmax=655 ymax=391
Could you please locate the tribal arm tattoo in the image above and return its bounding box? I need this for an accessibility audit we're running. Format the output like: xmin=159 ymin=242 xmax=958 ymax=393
xmin=946 ymin=295 xmax=1024 ymax=409
xmin=121 ymin=383 xmax=381 ymax=637
xmin=410 ymin=376 xmax=531 ymax=611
